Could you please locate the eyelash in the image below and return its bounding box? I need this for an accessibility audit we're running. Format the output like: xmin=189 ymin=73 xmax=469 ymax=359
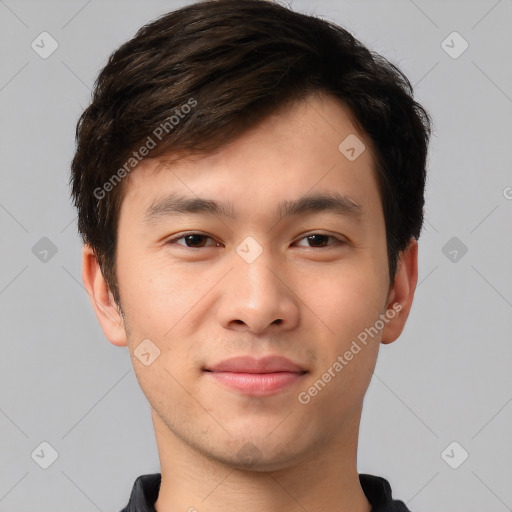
xmin=165 ymin=232 xmax=345 ymax=249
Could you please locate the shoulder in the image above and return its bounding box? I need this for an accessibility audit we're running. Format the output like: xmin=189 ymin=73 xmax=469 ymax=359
xmin=359 ymin=473 xmax=412 ymax=512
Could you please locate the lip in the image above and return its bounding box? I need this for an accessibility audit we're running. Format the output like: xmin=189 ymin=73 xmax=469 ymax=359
xmin=204 ymin=355 xmax=307 ymax=373
xmin=206 ymin=371 xmax=306 ymax=396
xmin=203 ymin=355 xmax=308 ymax=397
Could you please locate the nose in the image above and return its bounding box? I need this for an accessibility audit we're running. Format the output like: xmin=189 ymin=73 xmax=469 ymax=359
xmin=216 ymin=250 xmax=300 ymax=334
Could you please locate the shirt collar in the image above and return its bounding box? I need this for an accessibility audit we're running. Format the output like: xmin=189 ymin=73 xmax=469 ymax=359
xmin=120 ymin=472 xmax=411 ymax=512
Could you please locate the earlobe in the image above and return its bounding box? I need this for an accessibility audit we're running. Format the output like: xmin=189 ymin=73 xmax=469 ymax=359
xmin=81 ymin=244 xmax=128 ymax=347
xmin=380 ymin=238 xmax=419 ymax=345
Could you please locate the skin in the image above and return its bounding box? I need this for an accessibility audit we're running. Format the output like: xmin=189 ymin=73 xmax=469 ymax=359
xmin=82 ymin=91 xmax=418 ymax=512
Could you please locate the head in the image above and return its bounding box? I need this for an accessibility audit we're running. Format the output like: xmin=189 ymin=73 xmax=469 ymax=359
xmin=71 ymin=0 xmax=431 ymax=471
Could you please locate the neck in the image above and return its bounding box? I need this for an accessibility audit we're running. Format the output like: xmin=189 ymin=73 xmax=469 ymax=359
xmin=152 ymin=408 xmax=372 ymax=512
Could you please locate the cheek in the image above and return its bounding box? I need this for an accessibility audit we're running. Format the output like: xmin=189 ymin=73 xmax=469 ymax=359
xmin=311 ymin=261 xmax=388 ymax=341
xmin=116 ymin=247 xmax=199 ymax=337
xmin=118 ymin=255 xmax=202 ymax=405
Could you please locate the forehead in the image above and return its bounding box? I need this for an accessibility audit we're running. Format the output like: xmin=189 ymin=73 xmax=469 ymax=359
xmin=118 ymin=93 xmax=382 ymax=226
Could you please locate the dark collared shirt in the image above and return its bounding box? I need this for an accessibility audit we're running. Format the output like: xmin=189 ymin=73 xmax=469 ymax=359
xmin=119 ymin=473 xmax=412 ymax=511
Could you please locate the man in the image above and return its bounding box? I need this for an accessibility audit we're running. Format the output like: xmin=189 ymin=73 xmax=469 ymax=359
xmin=70 ymin=0 xmax=431 ymax=510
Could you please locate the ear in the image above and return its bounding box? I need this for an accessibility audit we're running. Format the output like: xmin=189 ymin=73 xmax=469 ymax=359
xmin=81 ymin=244 xmax=128 ymax=347
xmin=380 ymin=238 xmax=418 ymax=345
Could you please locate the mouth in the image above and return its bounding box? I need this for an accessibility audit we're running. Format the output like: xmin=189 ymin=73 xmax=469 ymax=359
xmin=203 ymin=355 xmax=308 ymax=397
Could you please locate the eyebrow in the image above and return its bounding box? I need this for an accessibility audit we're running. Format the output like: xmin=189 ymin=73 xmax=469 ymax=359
xmin=142 ymin=191 xmax=363 ymax=224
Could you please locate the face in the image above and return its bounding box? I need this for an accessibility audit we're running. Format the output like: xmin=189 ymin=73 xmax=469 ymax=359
xmin=85 ymin=92 xmax=414 ymax=472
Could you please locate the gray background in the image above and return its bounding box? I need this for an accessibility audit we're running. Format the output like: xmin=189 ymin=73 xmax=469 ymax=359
xmin=1 ymin=0 xmax=511 ymax=511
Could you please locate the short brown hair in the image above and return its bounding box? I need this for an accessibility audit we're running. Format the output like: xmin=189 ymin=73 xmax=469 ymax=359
xmin=70 ymin=0 xmax=432 ymax=306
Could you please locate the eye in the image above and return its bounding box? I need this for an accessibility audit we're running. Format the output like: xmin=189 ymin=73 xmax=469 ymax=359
xmin=294 ymin=233 xmax=343 ymax=248
xmin=165 ymin=232 xmax=344 ymax=249
xmin=166 ymin=233 xmax=221 ymax=248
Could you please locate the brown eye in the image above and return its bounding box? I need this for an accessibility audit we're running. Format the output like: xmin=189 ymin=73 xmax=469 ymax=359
xmin=182 ymin=234 xmax=209 ymax=247
xmin=295 ymin=233 xmax=342 ymax=248
xmin=167 ymin=233 xmax=220 ymax=248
